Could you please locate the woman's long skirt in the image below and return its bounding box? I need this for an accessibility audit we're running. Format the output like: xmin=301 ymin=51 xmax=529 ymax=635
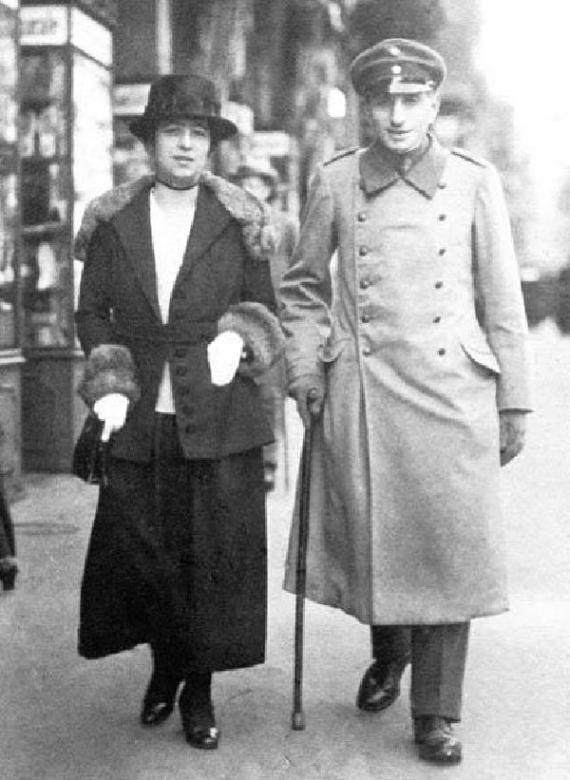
xmin=78 ymin=414 xmax=267 ymax=672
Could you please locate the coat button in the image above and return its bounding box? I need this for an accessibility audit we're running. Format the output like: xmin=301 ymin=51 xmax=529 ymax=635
xmin=433 ymin=315 xmax=441 ymax=324
xmin=438 ymin=348 xmax=446 ymax=356
xmin=178 ymin=386 xmax=190 ymax=396
xmin=439 ymin=214 xmax=447 ymax=221
xmin=175 ymin=366 xmax=188 ymax=376
xmin=439 ymin=248 xmax=446 ymax=256
xmin=174 ymin=347 xmax=187 ymax=359
xmin=361 ymin=313 xmax=370 ymax=323
xmin=435 ymin=281 xmax=443 ymax=289
xmin=357 ymin=211 xmax=367 ymax=222
xmin=438 ymin=181 xmax=447 ymax=189
xmin=360 ymin=278 xmax=370 ymax=289
xmin=359 ymin=246 xmax=369 ymax=256
xmin=362 ymin=346 xmax=371 ymax=356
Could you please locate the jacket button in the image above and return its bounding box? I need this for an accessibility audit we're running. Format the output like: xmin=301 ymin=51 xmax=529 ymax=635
xmin=435 ymin=281 xmax=443 ymax=289
xmin=362 ymin=346 xmax=371 ymax=356
xmin=359 ymin=246 xmax=369 ymax=256
xmin=178 ymin=386 xmax=190 ymax=396
xmin=174 ymin=348 xmax=187 ymax=359
xmin=439 ymin=248 xmax=446 ymax=256
xmin=357 ymin=211 xmax=367 ymax=222
xmin=360 ymin=279 xmax=370 ymax=289
xmin=438 ymin=181 xmax=447 ymax=189
xmin=439 ymin=214 xmax=447 ymax=221
xmin=438 ymin=348 xmax=446 ymax=356
xmin=175 ymin=366 xmax=188 ymax=376
xmin=361 ymin=313 xmax=370 ymax=323
xmin=433 ymin=315 xmax=441 ymax=324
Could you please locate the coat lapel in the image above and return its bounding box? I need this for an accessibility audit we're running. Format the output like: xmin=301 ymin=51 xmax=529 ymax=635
xmin=178 ymin=184 xmax=232 ymax=277
xmin=113 ymin=186 xmax=161 ymax=320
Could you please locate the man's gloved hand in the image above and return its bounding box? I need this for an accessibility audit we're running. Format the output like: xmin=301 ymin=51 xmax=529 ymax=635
xmin=499 ymin=409 xmax=527 ymax=466
xmin=207 ymin=330 xmax=245 ymax=386
xmin=93 ymin=393 xmax=129 ymax=442
xmin=289 ymin=374 xmax=325 ymax=427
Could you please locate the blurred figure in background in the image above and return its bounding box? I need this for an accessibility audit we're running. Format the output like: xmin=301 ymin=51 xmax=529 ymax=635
xmin=233 ymin=159 xmax=299 ymax=490
xmin=0 ymin=475 xmax=17 ymax=591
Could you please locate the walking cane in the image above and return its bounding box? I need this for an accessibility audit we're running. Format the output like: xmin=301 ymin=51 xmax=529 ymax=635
xmin=291 ymin=399 xmax=316 ymax=731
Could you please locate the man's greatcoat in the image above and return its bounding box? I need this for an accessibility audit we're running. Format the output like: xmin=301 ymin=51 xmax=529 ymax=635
xmin=281 ymin=138 xmax=531 ymax=625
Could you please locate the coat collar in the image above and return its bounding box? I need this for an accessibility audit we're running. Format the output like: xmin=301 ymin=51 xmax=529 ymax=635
xmin=112 ymin=182 xmax=231 ymax=320
xmin=359 ymin=134 xmax=448 ymax=198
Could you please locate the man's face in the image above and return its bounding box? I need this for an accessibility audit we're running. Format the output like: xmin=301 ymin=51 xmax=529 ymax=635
xmin=150 ymin=118 xmax=211 ymax=188
xmin=366 ymin=90 xmax=439 ymax=155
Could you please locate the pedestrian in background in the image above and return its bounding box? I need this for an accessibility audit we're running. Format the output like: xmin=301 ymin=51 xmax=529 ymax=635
xmin=280 ymin=38 xmax=531 ymax=764
xmin=0 ymin=475 xmax=17 ymax=591
xmin=233 ymin=159 xmax=299 ymax=489
xmin=74 ymin=75 xmax=283 ymax=750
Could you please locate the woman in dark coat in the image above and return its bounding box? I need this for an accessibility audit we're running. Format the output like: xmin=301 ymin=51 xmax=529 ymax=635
xmin=74 ymin=75 xmax=283 ymax=750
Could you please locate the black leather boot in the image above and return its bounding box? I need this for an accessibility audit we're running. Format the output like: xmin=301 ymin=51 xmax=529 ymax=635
xmin=179 ymin=671 xmax=219 ymax=750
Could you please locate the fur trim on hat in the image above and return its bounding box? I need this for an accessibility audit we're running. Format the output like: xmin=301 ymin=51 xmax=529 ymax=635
xmin=74 ymin=172 xmax=276 ymax=264
xmin=78 ymin=344 xmax=141 ymax=409
xmin=217 ymin=302 xmax=285 ymax=379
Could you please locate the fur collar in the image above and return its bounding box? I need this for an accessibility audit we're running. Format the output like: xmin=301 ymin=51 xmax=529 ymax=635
xmin=74 ymin=171 xmax=276 ymax=263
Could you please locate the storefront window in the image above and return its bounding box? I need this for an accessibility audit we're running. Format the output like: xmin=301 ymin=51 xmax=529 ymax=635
xmin=19 ymin=47 xmax=70 ymax=349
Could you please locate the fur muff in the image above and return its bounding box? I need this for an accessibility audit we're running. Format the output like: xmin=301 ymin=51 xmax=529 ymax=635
xmin=78 ymin=344 xmax=141 ymax=409
xmin=74 ymin=172 xmax=276 ymax=264
xmin=217 ymin=302 xmax=285 ymax=379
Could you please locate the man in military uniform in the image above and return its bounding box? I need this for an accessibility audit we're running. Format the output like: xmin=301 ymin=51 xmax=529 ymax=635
xmin=280 ymin=39 xmax=531 ymax=764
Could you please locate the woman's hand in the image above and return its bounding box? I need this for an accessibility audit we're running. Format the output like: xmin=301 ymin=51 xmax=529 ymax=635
xmin=93 ymin=393 xmax=129 ymax=441
xmin=207 ymin=331 xmax=245 ymax=386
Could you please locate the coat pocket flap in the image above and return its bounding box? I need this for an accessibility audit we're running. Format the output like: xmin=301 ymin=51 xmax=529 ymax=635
xmin=318 ymin=337 xmax=349 ymax=363
xmin=460 ymin=340 xmax=501 ymax=375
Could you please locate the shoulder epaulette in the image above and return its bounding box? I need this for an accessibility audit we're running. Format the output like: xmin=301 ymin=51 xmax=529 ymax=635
xmin=323 ymin=147 xmax=359 ymax=166
xmin=451 ymin=147 xmax=488 ymax=168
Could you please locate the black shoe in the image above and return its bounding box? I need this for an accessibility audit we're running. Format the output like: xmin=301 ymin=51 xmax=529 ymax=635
xmin=140 ymin=674 xmax=179 ymax=727
xmin=0 ymin=559 xmax=18 ymax=591
xmin=414 ymin=716 xmax=462 ymax=764
xmin=179 ymin=676 xmax=219 ymax=750
xmin=356 ymin=660 xmax=407 ymax=712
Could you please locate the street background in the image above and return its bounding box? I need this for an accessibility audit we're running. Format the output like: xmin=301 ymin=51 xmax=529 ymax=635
xmin=1 ymin=322 xmax=569 ymax=780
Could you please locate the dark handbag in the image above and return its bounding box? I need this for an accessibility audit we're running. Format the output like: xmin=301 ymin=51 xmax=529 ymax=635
xmin=72 ymin=414 xmax=110 ymax=486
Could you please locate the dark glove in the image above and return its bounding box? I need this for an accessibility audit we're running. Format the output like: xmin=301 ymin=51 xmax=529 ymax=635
xmin=289 ymin=374 xmax=325 ymax=427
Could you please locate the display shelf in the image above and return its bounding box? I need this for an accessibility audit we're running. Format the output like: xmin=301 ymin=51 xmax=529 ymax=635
xmin=19 ymin=2 xmax=114 ymax=471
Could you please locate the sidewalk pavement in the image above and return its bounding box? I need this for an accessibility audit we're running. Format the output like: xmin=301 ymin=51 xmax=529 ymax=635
xmin=1 ymin=367 xmax=570 ymax=779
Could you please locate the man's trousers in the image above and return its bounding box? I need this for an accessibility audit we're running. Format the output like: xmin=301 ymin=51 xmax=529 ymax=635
xmin=370 ymin=623 xmax=470 ymax=721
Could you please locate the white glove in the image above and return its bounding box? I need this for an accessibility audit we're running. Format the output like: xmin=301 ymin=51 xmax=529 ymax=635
xmin=207 ymin=331 xmax=245 ymax=386
xmin=93 ymin=393 xmax=129 ymax=442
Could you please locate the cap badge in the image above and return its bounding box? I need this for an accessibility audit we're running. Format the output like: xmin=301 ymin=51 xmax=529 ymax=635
xmin=391 ymin=64 xmax=402 ymax=75
xmin=388 ymin=45 xmax=400 ymax=57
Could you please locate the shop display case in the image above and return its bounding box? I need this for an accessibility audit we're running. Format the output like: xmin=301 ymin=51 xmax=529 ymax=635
xmin=0 ymin=0 xmax=23 ymax=493
xmin=20 ymin=2 xmax=114 ymax=471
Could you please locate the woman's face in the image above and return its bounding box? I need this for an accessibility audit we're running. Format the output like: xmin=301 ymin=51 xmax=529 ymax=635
xmin=149 ymin=118 xmax=211 ymax=189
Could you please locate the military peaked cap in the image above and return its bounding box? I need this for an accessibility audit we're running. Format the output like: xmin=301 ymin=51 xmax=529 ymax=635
xmin=350 ymin=38 xmax=446 ymax=95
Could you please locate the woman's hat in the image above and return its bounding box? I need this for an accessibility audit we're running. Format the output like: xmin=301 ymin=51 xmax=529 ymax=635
xmin=129 ymin=74 xmax=238 ymax=145
xmin=233 ymin=159 xmax=279 ymax=186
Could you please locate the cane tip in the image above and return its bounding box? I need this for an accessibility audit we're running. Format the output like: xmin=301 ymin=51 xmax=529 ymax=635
xmin=291 ymin=712 xmax=306 ymax=731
